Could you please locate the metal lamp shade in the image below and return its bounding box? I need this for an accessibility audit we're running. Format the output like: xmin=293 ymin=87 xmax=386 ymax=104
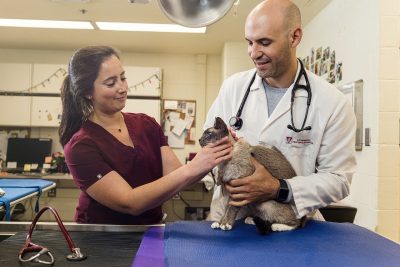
xmin=157 ymin=0 xmax=236 ymax=27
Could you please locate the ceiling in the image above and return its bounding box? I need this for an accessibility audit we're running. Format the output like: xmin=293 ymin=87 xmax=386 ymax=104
xmin=0 ymin=0 xmax=331 ymax=55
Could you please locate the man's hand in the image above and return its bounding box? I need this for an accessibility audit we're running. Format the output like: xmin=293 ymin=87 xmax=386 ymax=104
xmin=225 ymin=157 xmax=280 ymax=206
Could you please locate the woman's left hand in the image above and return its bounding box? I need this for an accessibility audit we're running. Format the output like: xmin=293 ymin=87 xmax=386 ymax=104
xmin=186 ymin=136 xmax=233 ymax=177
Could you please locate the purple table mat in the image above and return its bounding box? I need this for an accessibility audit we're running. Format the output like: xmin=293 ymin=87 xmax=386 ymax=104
xmin=131 ymin=226 xmax=166 ymax=267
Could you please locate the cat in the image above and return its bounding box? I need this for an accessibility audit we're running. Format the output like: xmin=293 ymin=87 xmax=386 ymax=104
xmin=199 ymin=117 xmax=305 ymax=234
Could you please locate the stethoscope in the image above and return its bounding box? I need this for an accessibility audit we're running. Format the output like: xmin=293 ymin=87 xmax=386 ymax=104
xmin=18 ymin=206 xmax=86 ymax=264
xmin=229 ymin=59 xmax=312 ymax=133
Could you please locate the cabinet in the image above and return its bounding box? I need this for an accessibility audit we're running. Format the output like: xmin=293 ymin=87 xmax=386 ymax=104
xmin=31 ymin=97 xmax=62 ymax=127
xmin=0 ymin=96 xmax=61 ymax=127
xmin=32 ymin=64 xmax=67 ymax=94
xmin=0 ymin=95 xmax=31 ymax=126
xmin=0 ymin=63 xmax=31 ymax=92
xmin=123 ymin=99 xmax=161 ymax=123
xmin=124 ymin=66 xmax=162 ymax=97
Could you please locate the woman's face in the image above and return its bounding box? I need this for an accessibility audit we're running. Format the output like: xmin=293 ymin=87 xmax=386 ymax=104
xmin=90 ymin=55 xmax=128 ymax=115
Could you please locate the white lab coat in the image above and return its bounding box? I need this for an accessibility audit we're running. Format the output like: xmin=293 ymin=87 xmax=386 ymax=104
xmin=204 ymin=63 xmax=357 ymax=219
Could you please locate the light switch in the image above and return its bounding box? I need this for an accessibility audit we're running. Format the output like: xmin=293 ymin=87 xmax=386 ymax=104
xmin=365 ymin=128 xmax=370 ymax=146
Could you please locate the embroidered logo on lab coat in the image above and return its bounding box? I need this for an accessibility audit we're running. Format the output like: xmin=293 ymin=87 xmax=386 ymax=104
xmin=286 ymin=137 xmax=313 ymax=145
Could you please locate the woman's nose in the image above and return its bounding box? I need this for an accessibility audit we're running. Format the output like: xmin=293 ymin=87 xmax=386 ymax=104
xmin=117 ymin=80 xmax=128 ymax=93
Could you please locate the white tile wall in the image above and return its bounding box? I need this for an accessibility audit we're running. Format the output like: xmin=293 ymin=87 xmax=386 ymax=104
xmin=379 ymin=16 xmax=400 ymax=47
xmin=379 ymin=0 xmax=400 ymax=242
xmin=379 ymin=80 xmax=400 ymax=112
xmin=380 ymin=0 xmax=400 ymax=16
xmin=379 ymin=48 xmax=400 ymax=80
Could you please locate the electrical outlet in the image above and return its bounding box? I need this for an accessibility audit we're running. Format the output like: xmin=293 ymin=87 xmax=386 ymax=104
xmin=47 ymin=188 xmax=57 ymax=197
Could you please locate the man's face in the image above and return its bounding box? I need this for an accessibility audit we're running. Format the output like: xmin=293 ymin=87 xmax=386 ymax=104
xmin=245 ymin=14 xmax=292 ymax=81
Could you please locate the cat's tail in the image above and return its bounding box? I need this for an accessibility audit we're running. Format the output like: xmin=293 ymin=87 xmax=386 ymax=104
xmin=253 ymin=216 xmax=272 ymax=235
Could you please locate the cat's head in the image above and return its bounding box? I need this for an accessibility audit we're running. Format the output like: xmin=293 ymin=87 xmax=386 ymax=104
xmin=199 ymin=117 xmax=229 ymax=147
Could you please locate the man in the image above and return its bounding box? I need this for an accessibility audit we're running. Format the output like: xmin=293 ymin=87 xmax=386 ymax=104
xmin=204 ymin=0 xmax=356 ymax=221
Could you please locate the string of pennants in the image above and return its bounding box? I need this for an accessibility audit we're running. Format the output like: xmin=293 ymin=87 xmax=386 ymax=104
xmin=128 ymin=73 xmax=161 ymax=92
xmin=0 ymin=68 xmax=161 ymax=94
xmin=0 ymin=68 xmax=67 ymax=94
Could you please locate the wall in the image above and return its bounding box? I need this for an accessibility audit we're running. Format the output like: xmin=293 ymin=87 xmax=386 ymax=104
xmin=297 ymin=0 xmax=380 ymax=232
xmin=222 ymin=42 xmax=254 ymax=80
xmin=377 ymin=0 xmax=400 ymax=241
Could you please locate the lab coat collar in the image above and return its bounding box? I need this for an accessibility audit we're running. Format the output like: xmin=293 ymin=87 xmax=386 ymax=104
xmin=250 ymin=71 xmax=263 ymax=92
xmin=263 ymin=60 xmax=303 ymax=128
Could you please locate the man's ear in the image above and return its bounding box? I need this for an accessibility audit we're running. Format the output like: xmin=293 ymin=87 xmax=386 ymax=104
xmin=290 ymin=27 xmax=302 ymax=48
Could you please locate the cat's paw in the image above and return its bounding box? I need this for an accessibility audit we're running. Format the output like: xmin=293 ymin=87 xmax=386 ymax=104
xmin=211 ymin=222 xmax=221 ymax=229
xmin=244 ymin=217 xmax=255 ymax=225
xmin=220 ymin=223 xmax=233 ymax=230
xmin=271 ymin=223 xmax=296 ymax=232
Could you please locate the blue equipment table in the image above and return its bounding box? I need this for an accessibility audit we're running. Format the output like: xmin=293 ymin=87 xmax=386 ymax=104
xmin=0 ymin=178 xmax=55 ymax=221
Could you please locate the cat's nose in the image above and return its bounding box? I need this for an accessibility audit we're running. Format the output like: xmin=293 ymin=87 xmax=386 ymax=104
xmin=198 ymin=138 xmax=204 ymax=147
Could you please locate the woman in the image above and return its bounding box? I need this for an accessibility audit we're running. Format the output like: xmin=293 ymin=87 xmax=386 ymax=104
xmin=59 ymin=46 xmax=232 ymax=225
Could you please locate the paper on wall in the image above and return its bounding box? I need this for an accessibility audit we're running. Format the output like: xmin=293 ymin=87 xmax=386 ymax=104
xmin=168 ymin=111 xmax=181 ymax=121
xmin=164 ymin=100 xmax=178 ymax=110
xmin=184 ymin=116 xmax=194 ymax=130
xmin=167 ymin=131 xmax=185 ymax=148
xmin=171 ymin=118 xmax=187 ymax=136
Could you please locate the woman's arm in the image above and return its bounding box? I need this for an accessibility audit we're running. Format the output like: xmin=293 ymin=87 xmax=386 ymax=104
xmin=161 ymin=146 xmax=182 ymax=176
xmin=86 ymin=137 xmax=232 ymax=216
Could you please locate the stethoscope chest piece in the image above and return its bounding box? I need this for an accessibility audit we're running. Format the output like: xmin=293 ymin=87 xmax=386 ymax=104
xmin=229 ymin=116 xmax=243 ymax=131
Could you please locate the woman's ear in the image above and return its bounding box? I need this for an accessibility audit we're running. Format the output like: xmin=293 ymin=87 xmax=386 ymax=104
xmin=85 ymin=95 xmax=92 ymax=100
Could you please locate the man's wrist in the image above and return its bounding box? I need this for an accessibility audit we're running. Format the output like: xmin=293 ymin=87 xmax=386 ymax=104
xmin=276 ymin=179 xmax=290 ymax=203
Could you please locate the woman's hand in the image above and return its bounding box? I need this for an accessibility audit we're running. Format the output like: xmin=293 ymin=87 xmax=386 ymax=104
xmin=229 ymin=127 xmax=240 ymax=141
xmin=187 ymin=136 xmax=232 ymax=178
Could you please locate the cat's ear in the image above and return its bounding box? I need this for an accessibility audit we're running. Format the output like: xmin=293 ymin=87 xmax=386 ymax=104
xmin=214 ymin=117 xmax=223 ymax=128
xmin=215 ymin=117 xmax=228 ymax=134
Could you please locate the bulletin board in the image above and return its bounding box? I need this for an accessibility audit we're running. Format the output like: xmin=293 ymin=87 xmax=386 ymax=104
xmin=162 ymin=99 xmax=196 ymax=148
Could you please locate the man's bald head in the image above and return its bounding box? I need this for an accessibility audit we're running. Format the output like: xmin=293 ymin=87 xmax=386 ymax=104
xmin=247 ymin=0 xmax=302 ymax=33
xmin=244 ymin=0 xmax=303 ymax=87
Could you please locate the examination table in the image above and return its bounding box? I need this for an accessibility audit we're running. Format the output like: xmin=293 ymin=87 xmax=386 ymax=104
xmin=0 ymin=178 xmax=55 ymax=221
xmin=1 ymin=219 xmax=399 ymax=266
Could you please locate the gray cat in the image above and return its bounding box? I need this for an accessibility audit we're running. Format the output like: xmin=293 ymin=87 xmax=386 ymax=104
xmin=199 ymin=117 xmax=305 ymax=234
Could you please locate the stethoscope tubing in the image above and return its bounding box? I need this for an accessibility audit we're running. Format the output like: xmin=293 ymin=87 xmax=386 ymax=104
xmin=229 ymin=59 xmax=312 ymax=132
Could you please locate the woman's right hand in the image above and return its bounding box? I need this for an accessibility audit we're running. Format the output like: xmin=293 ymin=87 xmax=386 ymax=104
xmin=229 ymin=127 xmax=241 ymax=141
xmin=187 ymin=136 xmax=232 ymax=178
